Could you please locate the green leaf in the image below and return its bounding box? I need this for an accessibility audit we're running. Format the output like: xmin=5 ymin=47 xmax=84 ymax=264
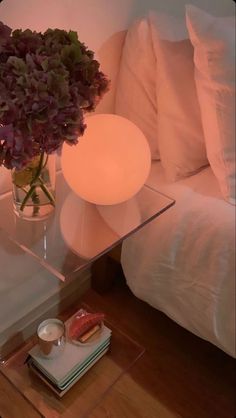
xmin=28 ymin=155 xmax=40 ymax=169
xmin=16 ymin=75 xmax=26 ymax=87
xmin=12 ymin=155 xmax=42 ymax=187
xmin=41 ymin=59 xmax=49 ymax=71
xmin=61 ymin=44 xmax=82 ymax=67
xmin=35 ymin=117 xmax=47 ymax=123
xmin=12 ymin=168 xmax=34 ymax=187
xmin=68 ymin=30 xmax=78 ymax=44
xmin=7 ymin=56 xmax=27 ymax=74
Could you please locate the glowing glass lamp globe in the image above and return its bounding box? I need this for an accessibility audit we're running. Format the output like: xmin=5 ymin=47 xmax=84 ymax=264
xmin=61 ymin=114 xmax=151 ymax=205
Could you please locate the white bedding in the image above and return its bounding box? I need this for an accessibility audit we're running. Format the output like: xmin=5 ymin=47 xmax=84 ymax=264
xmin=121 ymin=162 xmax=235 ymax=357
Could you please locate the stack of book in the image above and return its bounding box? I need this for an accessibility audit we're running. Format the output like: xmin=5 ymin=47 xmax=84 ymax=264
xmin=28 ymin=323 xmax=112 ymax=397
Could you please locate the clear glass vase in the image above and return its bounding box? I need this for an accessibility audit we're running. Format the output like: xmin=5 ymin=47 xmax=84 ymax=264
xmin=12 ymin=152 xmax=56 ymax=221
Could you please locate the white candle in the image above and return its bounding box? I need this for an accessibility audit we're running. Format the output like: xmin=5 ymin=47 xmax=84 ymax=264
xmin=37 ymin=318 xmax=66 ymax=358
xmin=38 ymin=322 xmax=64 ymax=341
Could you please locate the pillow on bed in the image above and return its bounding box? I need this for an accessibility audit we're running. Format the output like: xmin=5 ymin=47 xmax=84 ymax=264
xmin=115 ymin=18 xmax=159 ymax=160
xmin=149 ymin=12 xmax=208 ymax=181
xmin=186 ymin=5 xmax=236 ymax=205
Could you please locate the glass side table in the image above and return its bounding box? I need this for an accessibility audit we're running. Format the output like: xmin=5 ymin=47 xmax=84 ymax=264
xmin=0 ymin=173 xmax=174 ymax=417
xmin=0 ymin=173 xmax=174 ymax=360
xmin=0 ymin=171 xmax=175 ymax=281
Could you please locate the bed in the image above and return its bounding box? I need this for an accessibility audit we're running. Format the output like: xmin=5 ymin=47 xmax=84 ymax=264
xmin=115 ymin=7 xmax=235 ymax=357
xmin=121 ymin=162 xmax=235 ymax=357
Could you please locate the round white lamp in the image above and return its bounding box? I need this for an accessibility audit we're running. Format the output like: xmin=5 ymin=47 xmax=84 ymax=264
xmin=61 ymin=114 xmax=151 ymax=205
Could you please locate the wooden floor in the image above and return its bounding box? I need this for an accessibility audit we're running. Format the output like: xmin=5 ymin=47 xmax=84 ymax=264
xmin=1 ymin=277 xmax=235 ymax=418
xmin=84 ymin=278 xmax=236 ymax=418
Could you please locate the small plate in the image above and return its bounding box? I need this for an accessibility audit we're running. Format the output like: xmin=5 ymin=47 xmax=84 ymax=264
xmin=68 ymin=322 xmax=104 ymax=347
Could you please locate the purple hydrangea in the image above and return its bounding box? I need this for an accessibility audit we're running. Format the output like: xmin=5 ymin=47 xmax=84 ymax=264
xmin=0 ymin=23 xmax=109 ymax=170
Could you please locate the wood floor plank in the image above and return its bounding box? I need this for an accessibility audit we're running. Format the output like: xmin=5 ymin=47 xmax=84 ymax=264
xmin=1 ymin=279 xmax=235 ymax=418
xmin=0 ymin=371 xmax=42 ymax=418
xmin=88 ymin=374 xmax=183 ymax=418
xmin=83 ymin=281 xmax=236 ymax=418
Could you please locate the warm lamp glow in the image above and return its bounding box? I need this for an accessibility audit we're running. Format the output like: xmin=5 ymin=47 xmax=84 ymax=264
xmin=97 ymin=199 xmax=141 ymax=236
xmin=61 ymin=114 xmax=151 ymax=205
xmin=60 ymin=192 xmax=119 ymax=259
xmin=60 ymin=192 xmax=141 ymax=259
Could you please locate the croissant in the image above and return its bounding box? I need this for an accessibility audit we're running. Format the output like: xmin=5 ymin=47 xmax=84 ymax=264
xmin=69 ymin=312 xmax=105 ymax=340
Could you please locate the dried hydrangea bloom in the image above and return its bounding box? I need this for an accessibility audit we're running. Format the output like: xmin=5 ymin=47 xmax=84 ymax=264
xmin=0 ymin=23 xmax=109 ymax=170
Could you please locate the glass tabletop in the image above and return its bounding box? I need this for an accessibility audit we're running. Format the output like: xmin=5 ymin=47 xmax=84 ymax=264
xmin=0 ymin=171 xmax=174 ymax=281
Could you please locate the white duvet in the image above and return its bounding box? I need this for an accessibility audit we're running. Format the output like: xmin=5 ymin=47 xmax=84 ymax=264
xmin=121 ymin=162 xmax=235 ymax=357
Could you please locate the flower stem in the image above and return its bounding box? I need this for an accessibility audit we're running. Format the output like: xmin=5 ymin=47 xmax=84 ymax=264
xmin=32 ymin=152 xmax=45 ymax=183
xmin=39 ymin=177 xmax=55 ymax=206
xmin=20 ymin=184 xmax=37 ymax=211
xmin=19 ymin=152 xmax=54 ymax=212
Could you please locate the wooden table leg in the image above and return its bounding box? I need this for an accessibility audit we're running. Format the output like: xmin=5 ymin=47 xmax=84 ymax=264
xmin=91 ymin=245 xmax=122 ymax=294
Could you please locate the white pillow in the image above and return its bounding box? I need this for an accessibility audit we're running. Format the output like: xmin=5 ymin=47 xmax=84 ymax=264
xmin=149 ymin=12 xmax=208 ymax=181
xmin=186 ymin=5 xmax=235 ymax=205
xmin=115 ymin=18 xmax=159 ymax=160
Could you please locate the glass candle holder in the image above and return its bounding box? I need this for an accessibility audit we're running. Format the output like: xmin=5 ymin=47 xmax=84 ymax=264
xmin=37 ymin=318 xmax=66 ymax=359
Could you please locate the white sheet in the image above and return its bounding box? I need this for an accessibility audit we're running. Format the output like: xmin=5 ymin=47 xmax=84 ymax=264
xmin=121 ymin=162 xmax=236 ymax=357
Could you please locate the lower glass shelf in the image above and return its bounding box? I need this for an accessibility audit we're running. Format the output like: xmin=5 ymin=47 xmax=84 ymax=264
xmin=0 ymin=303 xmax=145 ymax=418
